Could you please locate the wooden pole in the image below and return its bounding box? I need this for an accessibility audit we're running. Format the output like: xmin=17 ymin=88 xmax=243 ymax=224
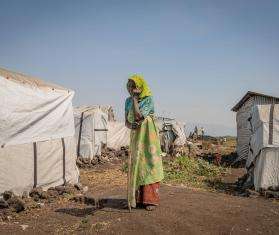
xmin=127 ymin=150 xmax=132 ymax=212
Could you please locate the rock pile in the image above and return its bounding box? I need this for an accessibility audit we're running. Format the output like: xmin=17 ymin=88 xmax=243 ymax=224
xmin=0 ymin=183 xmax=88 ymax=221
xmin=76 ymin=146 xmax=129 ymax=168
xmin=0 ymin=191 xmax=25 ymax=213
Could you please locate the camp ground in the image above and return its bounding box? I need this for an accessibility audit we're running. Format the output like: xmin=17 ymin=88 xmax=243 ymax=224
xmin=0 ymin=67 xmax=79 ymax=195
xmin=1 ymin=68 xmax=279 ymax=234
xmin=1 ymin=2 xmax=279 ymax=232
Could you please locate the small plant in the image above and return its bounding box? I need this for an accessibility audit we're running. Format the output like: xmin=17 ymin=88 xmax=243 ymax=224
xmin=122 ymin=162 xmax=128 ymax=173
xmin=163 ymin=156 xmax=228 ymax=189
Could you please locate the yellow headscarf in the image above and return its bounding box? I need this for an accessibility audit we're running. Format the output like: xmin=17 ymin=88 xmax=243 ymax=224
xmin=128 ymin=74 xmax=152 ymax=99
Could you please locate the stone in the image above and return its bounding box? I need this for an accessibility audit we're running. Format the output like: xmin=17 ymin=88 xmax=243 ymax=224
xmin=40 ymin=191 xmax=49 ymax=200
xmin=70 ymin=195 xmax=95 ymax=205
xmin=71 ymin=195 xmax=85 ymax=203
xmin=91 ymin=158 xmax=98 ymax=165
xmin=20 ymin=225 xmax=29 ymax=231
xmin=29 ymin=187 xmax=43 ymax=199
xmin=7 ymin=197 xmax=25 ymax=213
xmin=84 ymin=196 xmax=95 ymax=205
xmin=82 ymin=186 xmax=88 ymax=193
xmin=3 ymin=191 xmax=13 ymax=201
xmin=268 ymin=186 xmax=279 ymax=191
xmin=54 ymin=186 xmax=66 ymax=195
xmin=21 ymin=191 xmax=29 ymax=200
xmin=0 ymin=199 xmax=9 ymax=209
xmin=54 ymin=185 xmax=75 ymax=195
xmin=47 ymin=189 xmax=59 ymax=198
xmin=265 ymin=190 xmax=279 ymax=199
xmin=74 ymin=183 xmax=83 ymax=191
xmin=83 ymin=158 xmax=90 ymax=164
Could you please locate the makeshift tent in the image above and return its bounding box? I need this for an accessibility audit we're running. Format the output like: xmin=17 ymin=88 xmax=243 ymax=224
xmin=246 ymin=104 xmax=279 ymax=190
xmin=76 ymin=105 xmax=115 ymax=122
xmin=232 ymin=91 xmax=279 ymax=162
xmin=153 ymin=117 xmax=186 ymax=153
xmin=105 ymin=116 xmax=186 ymax=153
xmin=107 ymin=121 xmax=130 ymax=150
xmin=0 ymin=67 xmax=79 ymax=195
xmin=74 ymin=107 xmax=108 ymax=159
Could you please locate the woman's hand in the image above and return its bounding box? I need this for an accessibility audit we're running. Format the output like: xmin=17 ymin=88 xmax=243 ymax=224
xmin=131 ymin=122 xmax=140 ymax=129
xmin=125 ymin=120 xmax=141 ymax=130
xmin=131 ymin=88 xmax=141 ymax=99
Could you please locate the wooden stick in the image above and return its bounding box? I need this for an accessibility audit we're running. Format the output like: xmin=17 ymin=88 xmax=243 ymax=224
xmin=127 ymin=151 xmax=132 ymax=212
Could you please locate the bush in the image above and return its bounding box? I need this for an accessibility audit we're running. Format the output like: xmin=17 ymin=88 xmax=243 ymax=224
xmin=163 ymin=156 xmax=228 ymax=188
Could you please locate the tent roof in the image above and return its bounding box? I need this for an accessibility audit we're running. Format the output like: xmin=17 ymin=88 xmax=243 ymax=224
xmin=231 ymin=91 xmax=279 ymax=112
xmin=74 ymin=105 xmax=112 ymax=115
xmin=0 ymin=67 xmax=70 ymax=92
xmin=74 ymin=105 xmax=113 ymax=113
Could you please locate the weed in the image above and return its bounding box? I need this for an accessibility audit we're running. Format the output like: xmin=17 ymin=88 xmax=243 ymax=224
xmin=163 ymin=156 xmax=228 ymax=188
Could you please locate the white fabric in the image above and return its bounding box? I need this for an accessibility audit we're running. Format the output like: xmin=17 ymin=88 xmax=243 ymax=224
xmin=246 ymin=104 xmax=279 ymax=168
xmin=0 ymin=76 xmax=75 ymax=146
xmin=0 ymin=136 xmax=79 ymax=195
xmin=172 ymin=122 xmax=187 ymax=145
xmin=74 ymin=107 xmax=108 ymax=159
xmin=243 ymin=104 xmax=279 ymax=190
xmin=107 ymin=121 xmax=130 ymax=150
xmin=155 ymin=118 xmax=187 ymax=146
xmin=254 ymin=147 xmax=279 ymax=190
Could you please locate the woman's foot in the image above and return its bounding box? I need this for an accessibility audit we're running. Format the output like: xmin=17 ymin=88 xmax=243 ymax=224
xmin=136 ymin=203 xmax=145 ymax=209
xmin=145 ymin=205 xmax=157 ymax=211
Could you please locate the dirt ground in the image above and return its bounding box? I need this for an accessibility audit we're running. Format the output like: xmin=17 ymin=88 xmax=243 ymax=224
xmin=1 ymin=164 xmax=279 ymax=235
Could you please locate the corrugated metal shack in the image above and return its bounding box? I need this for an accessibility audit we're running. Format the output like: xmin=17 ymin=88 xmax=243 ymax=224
xmin=232 ymin=91 xmax=279 ymax=162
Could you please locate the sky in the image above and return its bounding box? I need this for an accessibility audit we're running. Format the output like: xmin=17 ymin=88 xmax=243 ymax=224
xmin=0 ymin=0 xmax=279 ymax=136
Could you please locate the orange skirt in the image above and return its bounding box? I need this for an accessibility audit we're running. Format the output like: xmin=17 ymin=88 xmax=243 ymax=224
xmin=136 ymin=182 xmax=160 ymax=206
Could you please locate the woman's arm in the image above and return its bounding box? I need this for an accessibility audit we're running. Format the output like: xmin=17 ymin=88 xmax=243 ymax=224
xmin=125 ymin=112 xmax=141 ymax=129
xmin=125 ymin=112 xmax=132 ymax=129
xmin=132 ymin=96 xmax=143 ymax=122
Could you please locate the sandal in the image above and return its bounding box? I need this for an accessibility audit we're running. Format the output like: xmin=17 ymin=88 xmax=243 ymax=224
xmin=145 ymin=205 xmax=156 ymax=211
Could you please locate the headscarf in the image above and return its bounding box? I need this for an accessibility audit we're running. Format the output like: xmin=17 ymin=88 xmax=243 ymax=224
xmin=128 ymin=74 xmax=152 ymax=99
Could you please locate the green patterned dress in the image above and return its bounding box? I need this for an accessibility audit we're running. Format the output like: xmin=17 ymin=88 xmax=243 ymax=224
xmin=125 ymin=96 xmax=164 ymax=208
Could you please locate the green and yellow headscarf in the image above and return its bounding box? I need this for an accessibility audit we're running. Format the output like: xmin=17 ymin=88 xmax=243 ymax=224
xmin=128 ymin=74 xmax=152 ymax=99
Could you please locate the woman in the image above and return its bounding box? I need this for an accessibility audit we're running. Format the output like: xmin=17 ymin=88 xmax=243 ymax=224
xmin=125 ymin=74 xmax=164 ymax=211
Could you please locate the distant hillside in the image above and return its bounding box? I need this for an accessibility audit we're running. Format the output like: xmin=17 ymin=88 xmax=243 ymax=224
xmin=185 ymin=122 xmax=236 ymax=137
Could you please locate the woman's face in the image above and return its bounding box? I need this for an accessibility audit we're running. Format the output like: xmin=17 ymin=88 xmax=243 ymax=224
xmin=127 ymin=79 xmax=136 ymax=96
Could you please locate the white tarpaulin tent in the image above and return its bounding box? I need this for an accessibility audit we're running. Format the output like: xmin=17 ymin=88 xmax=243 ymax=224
xmin=246 ymin=104 xmax=279 ymax=190
xmin=232 ymin=91 xmax=279 ymax=163
xmin=155 ymin=117 xmax=187 ymax=145
xmin=0 ymin=67 xmax=79 ymax=195
xmin=106 ymin=117 xmax=186 ymax=152
xmin=74 ymin=106 xmax=108 ymax=159
xmin=107 ymin=121 xmax=130 ymax=150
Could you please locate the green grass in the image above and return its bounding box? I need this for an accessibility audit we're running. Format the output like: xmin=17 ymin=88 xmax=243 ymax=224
xmin=163 ymin=156 xmax=228 ymax=188
xmin=122 ymin=155 xmax=228 ymax=189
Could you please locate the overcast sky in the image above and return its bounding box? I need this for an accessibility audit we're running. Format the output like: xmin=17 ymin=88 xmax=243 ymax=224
xmin=1 ymin=0 xmax=278 ymax=135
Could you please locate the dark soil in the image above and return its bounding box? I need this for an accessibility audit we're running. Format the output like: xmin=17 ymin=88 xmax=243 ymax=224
xmin=1 ymin=164 xmax=279 ymax=235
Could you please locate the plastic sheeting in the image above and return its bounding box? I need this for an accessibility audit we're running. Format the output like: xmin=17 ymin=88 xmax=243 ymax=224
xmin=74 ymin=107 xmax=108 ymax=159
xmin=254 ymin=147 xmax=279 ymax=190
xmin=155 ymin=118 xmax=187 ymax=146
xmin=0 ymin=75 xmax=75 ymax=147
xmin=0 ymin=68 xmax=79 ymax=195
xmin=244 ymin=104 xmax=279 ymax=190
xmin=246 ymin=104 xmax=279 ymax=168
xmin=235 ymin=95 xmax=279 ymax=162
xmin=0 ymin=133 xmax=79 ymax=195
xmin=107 ymin=121 xmax=130 ymax=150
xmin=105 ymin=118 xmax=186 ymax=151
